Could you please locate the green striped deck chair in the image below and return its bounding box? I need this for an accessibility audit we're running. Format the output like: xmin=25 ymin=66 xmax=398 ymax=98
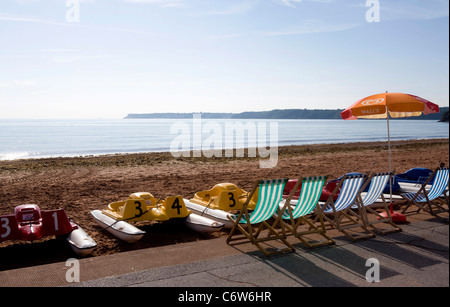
xmin=401 ymin=167 xmax=449 ymax=221
xmin=275 ymin=176 xmax=335 ymax=249
xmin=226 ymin=179 xmax=295 ymax=257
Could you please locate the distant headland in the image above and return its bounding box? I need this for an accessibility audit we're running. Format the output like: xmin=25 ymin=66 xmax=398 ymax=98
xmin=125 ymin=107 xmax=449 ymax=121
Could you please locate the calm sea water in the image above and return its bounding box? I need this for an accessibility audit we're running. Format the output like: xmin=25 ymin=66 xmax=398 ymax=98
xmin=0 ymin=118 xmax=448 ymax=160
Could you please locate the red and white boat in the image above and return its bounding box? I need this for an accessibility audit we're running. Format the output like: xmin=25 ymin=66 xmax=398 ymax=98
xmin=0 ymin=204 xmax=97 ymax=257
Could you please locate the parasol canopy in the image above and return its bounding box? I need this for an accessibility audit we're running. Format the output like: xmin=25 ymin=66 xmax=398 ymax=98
xmin=341 ymin=92 xmax=439 ymax=120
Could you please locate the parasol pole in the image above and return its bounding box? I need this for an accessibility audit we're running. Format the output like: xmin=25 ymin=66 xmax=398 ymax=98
xmin=382 ymin=92 xmax=406 ymax=223
xmin=386 ymin=92 xmax=393 ymax=203
xmin=381 ymin=107 xmax=407 ymax=223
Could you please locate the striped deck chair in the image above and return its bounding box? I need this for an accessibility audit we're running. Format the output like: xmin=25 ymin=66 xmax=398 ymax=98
xmin=226 ymin=179 xmax=295 ymax=257
xmin=355 ymin=172 xmax=402 ymax=234
xmin=274 ymin=176 xmax=335 ymax=249
xmin=401 ymin=167 xmax=449 ymax=221
xmin=314 ymin=174 xmax=376 ymax=241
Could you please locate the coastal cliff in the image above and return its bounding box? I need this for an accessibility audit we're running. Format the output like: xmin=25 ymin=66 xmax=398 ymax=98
xmin=125 ymin=107 xmax=449 ymax=121
xmin=439 ymin=110 xmax=449 ymax=122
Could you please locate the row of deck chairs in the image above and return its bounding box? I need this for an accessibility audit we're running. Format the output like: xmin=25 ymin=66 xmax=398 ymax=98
xmin=226 ymin=167 xmax=449 ymax=257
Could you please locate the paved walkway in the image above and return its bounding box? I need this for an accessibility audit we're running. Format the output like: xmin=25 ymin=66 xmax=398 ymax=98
xmin=0 ymin=212 xmax=448 ymax=287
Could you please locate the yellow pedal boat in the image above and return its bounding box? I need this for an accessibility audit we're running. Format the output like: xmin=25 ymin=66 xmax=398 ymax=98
xmin=184 ymin=183 xmax=258 ymax=229
xmin=91 ymin=192 xmax=224 ymax=242
xmin=103 ymin=192 xmax=189 ymax=222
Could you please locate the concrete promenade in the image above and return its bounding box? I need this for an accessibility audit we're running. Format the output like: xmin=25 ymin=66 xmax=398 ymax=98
xmin=0 ymin=212 xmax=448 ymax=287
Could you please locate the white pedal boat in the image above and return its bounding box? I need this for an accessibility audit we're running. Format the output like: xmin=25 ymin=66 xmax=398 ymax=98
xmin=184 ymin=199 xmax=235 ymax=229
xmin=66 ymin=223 xmax=98 ymax=257
xmin=183 ymin=213 xmax=224 ymax=233
xmin=398 ymin=182 xmax=448 ymax=202
xmin=91 ymin=210 xmax=145 ymax=243
xmin=398 ymin=182 xmax=433 ymax=194
xmin=362 ymin=193 xmax=404 ymax=203
xmin=183 ymin=183 xmax=258 ymax=229
xmin=91 ymin=209 xmax=224 ymax=243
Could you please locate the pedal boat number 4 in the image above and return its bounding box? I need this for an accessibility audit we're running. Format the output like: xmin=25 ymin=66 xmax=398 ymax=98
xmin=183 ymin=183 xmax=258 ymax=229
xmin=91 ymin=192 xmax=224 ymax=243
xmin=0 ymin=204 xmax=97 ymax=257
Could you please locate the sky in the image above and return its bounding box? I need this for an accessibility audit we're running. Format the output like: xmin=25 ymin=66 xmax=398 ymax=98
xmin=0 ymin=0 xmax=449 ymax=119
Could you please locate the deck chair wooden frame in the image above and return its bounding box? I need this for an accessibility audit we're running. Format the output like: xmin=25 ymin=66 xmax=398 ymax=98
xmin=401 ymin=167 xmax=449 ymax=221
xmin=313 ymin=174 xmax=376 ymax=241
xmin=355 ymin=172 xmax=402 ymax=235
xmin=273 ymin=176 xmax=335 ymax=249
xmin=226 ymin=179 xmax=295 ymax=257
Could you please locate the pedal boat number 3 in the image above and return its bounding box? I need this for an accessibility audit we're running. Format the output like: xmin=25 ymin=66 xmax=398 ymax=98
xmin=184 ymin=183 xmax=258 ymax=229
xmin=91 ymin=193 xmax=224 ymax=243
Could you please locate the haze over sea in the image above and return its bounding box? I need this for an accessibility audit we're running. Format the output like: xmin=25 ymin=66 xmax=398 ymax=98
xmin=0 ymin=118 xmax=448 ymax=161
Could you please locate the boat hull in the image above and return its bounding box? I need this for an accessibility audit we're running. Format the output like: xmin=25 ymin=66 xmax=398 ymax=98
xmin=66 ymin=223 xmax=97 ymax=257
xmin=184 ymin=199 xmax=234 ymax=229
xmin=184 ymin=213 xmax=224 ymax=233
xmin=398 ymin=182 xmax=434 ymax=194
xmin=90 ymin=210 xmax=145 ymax=243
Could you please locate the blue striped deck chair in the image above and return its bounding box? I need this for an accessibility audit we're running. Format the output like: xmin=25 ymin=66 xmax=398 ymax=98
xmin=314 ymin=174 xmax=376 ymax=241
xmin=226 ymin=179 xmax=295 ymax=257
xmin=355 ymin=172 xmax=402 ymax=234
xmin=275 ymin=176 xmax=335 ymax=249
xmin=401 ymin=167 xmax=449 ymax=221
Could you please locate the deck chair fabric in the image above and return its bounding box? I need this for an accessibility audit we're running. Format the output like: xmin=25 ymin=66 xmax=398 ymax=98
xmin=280 ymin=176 xmax=325 ymax=219
xmin=356 ymin=172 xmax=402 ymax=234
xmin=401 ymin=167 xmax=449 ymax=220
xmin=226 ymin=179 xmax=295 ymax=257
xmin=322 ymin=175 xmax=365 ymax=213
xmin=237 ymin=179 xmax=286 ymax=224
xmin=276 ymin=176 xmax=335 ymax=248
xmin=315 ymin=174 xmax=376 ymax=241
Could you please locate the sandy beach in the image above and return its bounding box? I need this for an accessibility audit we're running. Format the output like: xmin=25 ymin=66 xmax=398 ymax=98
xmin=1 ymin=139 xmax=448 ymax=271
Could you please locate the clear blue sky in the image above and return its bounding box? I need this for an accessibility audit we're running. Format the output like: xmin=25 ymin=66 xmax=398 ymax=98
xmin=0 ymin=0 xmax=448 ymax=119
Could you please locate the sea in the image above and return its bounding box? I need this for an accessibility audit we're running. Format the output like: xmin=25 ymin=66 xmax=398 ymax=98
xmin=0 ymin=118 xmax=448 ymax=161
